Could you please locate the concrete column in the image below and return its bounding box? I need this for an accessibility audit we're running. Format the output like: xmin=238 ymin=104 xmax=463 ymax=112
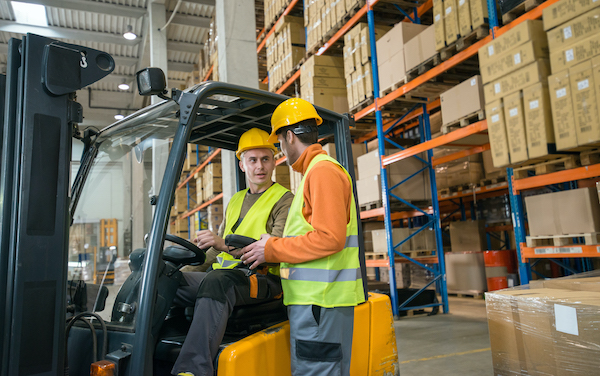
xmin=215 ymin=0 xmax=259 ymax=206
xmin=148 ymin=0 xmax=170 ymax=207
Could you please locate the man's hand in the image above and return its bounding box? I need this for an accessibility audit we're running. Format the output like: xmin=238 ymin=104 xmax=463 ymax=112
xmin=240 ymin=234 xmax=271 ymax=269
xmin=193 ymin=230 xmax=228 ymax=252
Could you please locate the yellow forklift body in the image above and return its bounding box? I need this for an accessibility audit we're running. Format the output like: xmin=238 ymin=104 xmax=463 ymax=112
xmin=216 ymin=292 xmax=398 ymax=376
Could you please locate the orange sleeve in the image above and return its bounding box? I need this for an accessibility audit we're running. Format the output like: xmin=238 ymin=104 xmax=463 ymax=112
xmin=264 ymin=161 xmax=352 ymax=264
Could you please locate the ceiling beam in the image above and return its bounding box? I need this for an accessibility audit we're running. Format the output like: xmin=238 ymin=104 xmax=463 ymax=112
xmin=0 ymin=20 xmax=139 ymax=46
xmin=167 ymin=12 xmax=211 ymax=29
xmin=16 ymin=0 xmax=146 ymax=18
xmin=167 ymin=40 xmax=202 ymax=53
xmin=182 ymin=0 xmax=216 ymax=6
xmin=112 ymin=55 xmax=194 ymax=72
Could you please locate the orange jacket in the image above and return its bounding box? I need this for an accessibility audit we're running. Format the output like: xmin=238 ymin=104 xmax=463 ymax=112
xmin=264 ymin=144 xmax=353 ymax=264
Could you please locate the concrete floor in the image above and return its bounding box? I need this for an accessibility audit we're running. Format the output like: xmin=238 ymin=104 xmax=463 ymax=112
xmin=395 ymin=296 xmax=493 ymax=376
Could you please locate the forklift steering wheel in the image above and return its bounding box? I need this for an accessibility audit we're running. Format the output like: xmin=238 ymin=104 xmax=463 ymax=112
xmin=164 ymin=234 xmax=205 ymax=257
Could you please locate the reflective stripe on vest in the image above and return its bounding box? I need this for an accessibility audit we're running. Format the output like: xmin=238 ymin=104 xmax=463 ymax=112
xmin=212 ymin=183 xmax=289 ymax=270
xmin=281 ymin=153 xmax=365 ymax=307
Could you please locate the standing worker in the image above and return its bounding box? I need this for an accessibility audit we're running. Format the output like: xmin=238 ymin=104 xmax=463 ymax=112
xmin=172 ymin=128 xmax=294 ymax=376
xmin=240 ymin=98 xmax=365 ymax=376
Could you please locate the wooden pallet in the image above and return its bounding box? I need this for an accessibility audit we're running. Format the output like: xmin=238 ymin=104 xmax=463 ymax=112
xmin=405 ymin=53 xmax=444 ymax=81
xmin=365 ymin=252 xmax=389 ymax=261
xmin=512 ymin=155 xmax=580 ymax=179
xmin=449 ymin=292 xmax=484 ymax=299
xmin=502 ymin=0 xmax=545 ymax=24
xmin=441 ymin=110 xmax=485 ymax=135
xmin=526 ymin=232 xmax=600 ymax=247
xmin=380 ymin=78 xmax=410 ymax=97
xmin=360 ymin=200 xmax=383 ymax=211
xmin=580 ymin=149 xmax=600 ymax=166
xmin=350 ymin=97 xmax=375 ymax=113
xmin=440 ymin=26 xmax=489 ymax=61
xmin=479 ymin=175 xmax=508 ymax=187
xmin=438 ymin=183 xmax=475 ymax=196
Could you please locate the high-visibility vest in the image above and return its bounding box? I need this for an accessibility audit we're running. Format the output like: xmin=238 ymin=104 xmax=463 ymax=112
xmin=280 ymin=154 xmax=365 ymax=307
xmin=212 ymin=182 xmax=289 ymax=272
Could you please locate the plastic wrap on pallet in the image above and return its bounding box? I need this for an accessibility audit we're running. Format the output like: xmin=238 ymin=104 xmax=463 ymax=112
xmin=486 ymin=270 xmax=600 ymax=376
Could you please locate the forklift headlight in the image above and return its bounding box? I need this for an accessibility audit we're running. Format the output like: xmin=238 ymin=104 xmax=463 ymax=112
xmin=136 ymin=67 xmax=167 ymax=96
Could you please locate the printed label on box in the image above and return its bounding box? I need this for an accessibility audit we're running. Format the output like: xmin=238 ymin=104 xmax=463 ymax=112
xmin=491 ymin=114 xmax=499 ymax=123
xmin=566 ymin=49 xmax=574 ymax=62
xmin=495 ymin=83 xmax=501 ymax=93
xmin=471 ymin=78 xmax=476 ymax=86
xmin=555 ymin=304 xmax=579 ymax=336
xmin=435 ymin=14 xmax=441 ymax=22
xmin=563 ymin=26 xmax=572 ymax=40
xmin=578 ymin=79 xmax=589 ymax=91
xmin=459 ymin=0 xmax=465 ymax=4
xmin=514 ymin=53 xmax=521 ymax=65
xmin=556 ymin=88 xmax=567 ymax=98
xmin=509 ymin=108 xmax=518 ymax=117
xmin=488 ymin=45 xmax=494 ymax=56
xmin=529 ymin=100 xmax=539 ymax=110
xmin=446 ymin=6 xmax=452 ymax=14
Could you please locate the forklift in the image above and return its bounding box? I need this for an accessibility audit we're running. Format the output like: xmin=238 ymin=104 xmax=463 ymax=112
xmin=0 ymin=34 xmax=399 ymax=376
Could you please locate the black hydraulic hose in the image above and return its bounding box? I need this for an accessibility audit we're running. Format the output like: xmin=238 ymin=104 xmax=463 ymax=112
xmin=66 ymin=317 xmax=97 ymax=362
xmin=64 ymin=312 xmax=108 ymax=375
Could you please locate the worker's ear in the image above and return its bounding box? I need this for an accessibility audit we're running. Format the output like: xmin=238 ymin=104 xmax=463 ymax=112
xmin=285 ymin=129 xmax=295 ymax=145
xmin=239 ymin=159 xmax=245 ymax=172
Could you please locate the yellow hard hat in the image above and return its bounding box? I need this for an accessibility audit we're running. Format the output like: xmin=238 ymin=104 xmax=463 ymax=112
xmin=268 ymin=98 xmax=323 ymax=143
xmin=236 ymin=128 xmax=278 ymax=160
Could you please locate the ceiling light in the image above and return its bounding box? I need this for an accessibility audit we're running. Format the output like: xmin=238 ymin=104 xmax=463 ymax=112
xmin=11 ymin=1 xmax=48 ymax=27
xmin=123 ymin=25 xmax=137 ymax=40
xmin=118 ymin=79 xmax=130 ymax=91
xmin=114 ymin=113 xmax=124 ymax=120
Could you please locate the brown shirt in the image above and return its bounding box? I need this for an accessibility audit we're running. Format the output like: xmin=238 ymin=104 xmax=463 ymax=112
xmin=264 ymin=144 xmax=353 ymax=264
xmin=183 ymin=184 xmax=294 ymax=272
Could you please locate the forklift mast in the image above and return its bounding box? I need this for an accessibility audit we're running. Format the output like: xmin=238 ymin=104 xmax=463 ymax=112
xmin=0 ymin=34 xmax=114 ymax=376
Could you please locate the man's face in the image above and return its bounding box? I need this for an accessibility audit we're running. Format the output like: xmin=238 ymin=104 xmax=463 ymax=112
xmin=239 ymin=148 xmax=276 ymax=186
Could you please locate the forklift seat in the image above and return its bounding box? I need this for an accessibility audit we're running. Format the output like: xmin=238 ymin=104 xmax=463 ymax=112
xmin=155 ymin=298 xmax=287 ymax=364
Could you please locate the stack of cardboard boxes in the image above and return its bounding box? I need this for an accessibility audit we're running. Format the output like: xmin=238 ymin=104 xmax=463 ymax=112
xmin=272 ymin=165 xmax=291 ymax=190
xmin=201 ymin=16 xmax=218 ymax=81
xmin=355 ymin=149 xmax=431 ymax=206
xmin=202 ymin=163 xmax=222 ymax=202
xmin=266 ymin=16 xmax=305 ymax=92
xmin=376 ymin=22 xmax=428 ymax=95
xmin=480 ymin=20 xmax=552 ymax=167
xmin=304 ymin=0 xmax=361 ymax=53
xmin=343 ymin=23 xmax=390 ymax=108
xmin=264 ymin=0 xmax=289 ymax=29
xmin=440 ymin=75 xmax=486 ymax=128
xmin=434 ymin=0 xmax=490 ymax=50
xmin=545 ymin=0 xmax=600 ymax=150
xmin=300 ymin=55 xmax=349 ymax=113
xmin=206 ymin=204 xmax=223 ymax=234
xmin=486 ymin=275 xmax=600 ymax=375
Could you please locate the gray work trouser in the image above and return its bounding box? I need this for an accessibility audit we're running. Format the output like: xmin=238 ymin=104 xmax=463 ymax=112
xmin=288 ymin=304 xmax=355 ymax=376
xmin=171 ymin=270 xmax=282 ymax=376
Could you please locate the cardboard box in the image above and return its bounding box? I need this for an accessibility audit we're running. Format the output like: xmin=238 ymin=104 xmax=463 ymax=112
xmin=542 ymin=0 xmax=600 ymax=31
xmin=524 ymin=187 xmax=600 ymax=236
xmin=547 ymin=7 xmax=600 ymax=53
xmin=523 ymin=82 xmax=556 ymax=159
xmin=444 ymin=0 xmax=460 ymax=44
xmin=483 ymin=60 xmax=550 ymax=104
xmin=434 ymin=10 xmax=446 ymax=50
xmin=469 ymin=0 xmax=488 ymax=29
xmin=356 ymin=172 xmax=431 ymax=205
xmin=410 ymin=227 xmax=436 ymax=251
xmin=302 ymin=86 xmax=349 ymax=113
xmin=458 ymin=0 xmax=472 ymax=36
xmin=430 ymin=111 xmax=443 ymax=134
xmin=378 ymin=50 xmax=406 ymax=93
xmin=550 ymin=32 xmax=600 ymax=74
xmin=441 ymin=75 xmax=485 ymax=125
xmin=376 ymin=22 xmax=427 ymax=63
xmin=301 ymin=64 xmax=345 ymax=86
xmin=363 ymin=62 xmax=373 ymax=98
xmin=360 ymin=25 xmax=392 ymax=65
xmin=205 ymin=163 xmax=222 ymax=178
xmin=570 ymin=59 xmax=600 ymax=145
xmin=404 ymin=25 xmax=437 ymax=71
xmin=445 ymin=252 xmax=487 ymax=292
xmin=357 ymin=149 xmax=425 ymax=179
xmin=548 ymin=70 xmax=579 ymax=150
xmin=446 ymin=161 xmax=484 ymax=186
xmin=482 ymin=149 xmax=506 ymax=178
xmin=478 ymin=20 xmax=546 ymax=67
xmin=449 ymin=220 xmax=486 ymax=252
xmin=503 ymin=91 xmax=529 ymax=163
xmin=346 ymin=75 xmax=354 ymax=106
xmin=480 ymin=41 xmax=550 ymax=84
xmin=486 ymin=99 xmax=511 ymax=167
xmin=371 ymin=228 xmax=411 ymax=253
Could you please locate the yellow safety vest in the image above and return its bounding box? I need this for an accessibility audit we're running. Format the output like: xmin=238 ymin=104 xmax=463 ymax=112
xmin=280 ymin=154 xmax=365 ymax=307
xmin=212 ymin=182 xmax=289 ymax=273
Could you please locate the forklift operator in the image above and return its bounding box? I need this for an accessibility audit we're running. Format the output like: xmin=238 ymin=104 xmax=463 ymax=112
xmin=171 ymin=128 xmax=294 ymax=376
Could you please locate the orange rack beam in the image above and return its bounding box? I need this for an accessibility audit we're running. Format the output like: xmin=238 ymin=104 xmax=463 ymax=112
xmin=180 ymin=193 xmax=224 ymax=220
xmin=353 ymin=0 xmax=560 ymax=121
xmin=177 ymin=148 xmax=222 ymax=190
xmin=513 ymin=163 xmax=600 ymax=192
xmin=519 ymin=242 xmax=600 ymax=262
xmin=438 ymin=181 xmax=508 ymax=202
xmin=203 ymin=65 xmax=213 ymax=82
xmin=257 ymin=0 xmax=301 ymax=54
xmin=366 ymin=256 xmax=438 ymax=268
xmin=432 ymin=143 xmax=490 ymax=167
xmin=382 ymin=120 xmax=487 ymax=166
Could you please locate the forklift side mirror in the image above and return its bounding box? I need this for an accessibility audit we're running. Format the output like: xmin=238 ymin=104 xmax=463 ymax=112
xmin=136 ymin=67 xmax=167 ymax=96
